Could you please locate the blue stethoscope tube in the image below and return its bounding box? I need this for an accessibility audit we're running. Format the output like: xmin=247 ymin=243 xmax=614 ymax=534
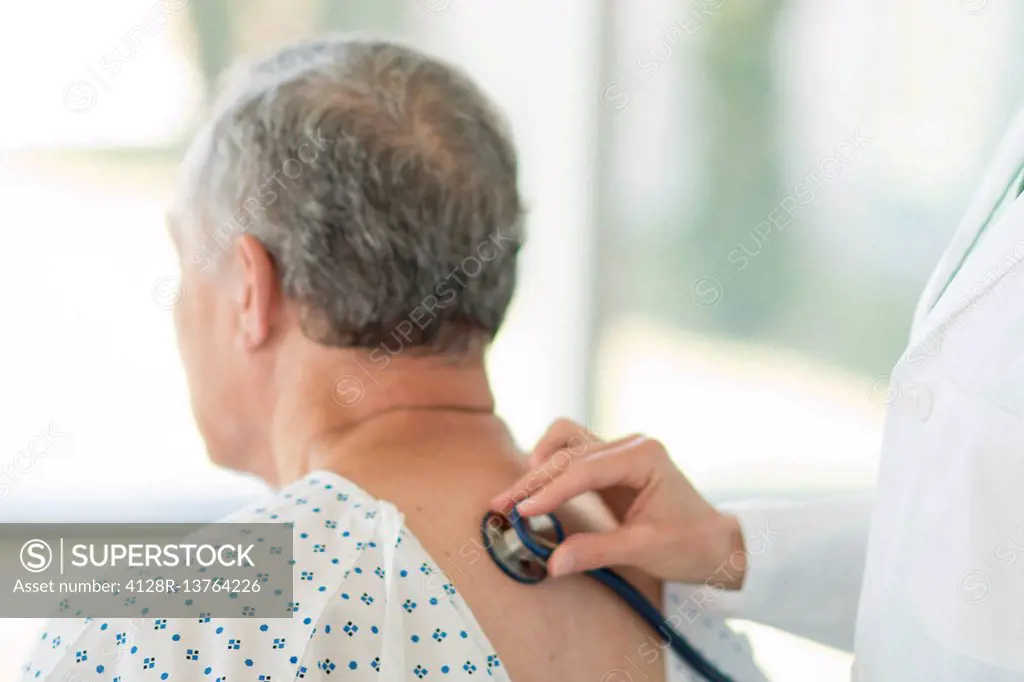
xmin=481 ymin=509 xmax=737 ymax=682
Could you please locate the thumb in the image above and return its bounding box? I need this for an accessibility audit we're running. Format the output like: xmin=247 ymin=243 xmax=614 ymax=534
xmin=546 ymin=525 xmax=656 ymax=577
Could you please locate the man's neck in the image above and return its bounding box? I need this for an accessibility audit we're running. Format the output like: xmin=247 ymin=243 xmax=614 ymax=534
xmin=265 ymin=349 xmax=497 ymax=487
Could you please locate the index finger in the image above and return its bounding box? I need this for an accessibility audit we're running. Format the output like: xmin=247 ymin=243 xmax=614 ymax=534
xmin=527 ymin=418 xmax=604 ymax=469
xmin=487 ymin=419 xmax=600 ymax=512
xmin=516 ymin=435 xmax=648 ymax=517
xmin=488 ymin=433 xmax=640 ymax=513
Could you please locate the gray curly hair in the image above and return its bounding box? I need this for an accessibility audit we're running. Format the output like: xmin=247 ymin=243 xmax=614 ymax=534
xmin=174 ymin=35 xmax=524 ymax=349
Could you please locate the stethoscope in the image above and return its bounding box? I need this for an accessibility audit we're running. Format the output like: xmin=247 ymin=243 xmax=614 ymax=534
xmin=481 ymin=508 xmax=738 ymax=682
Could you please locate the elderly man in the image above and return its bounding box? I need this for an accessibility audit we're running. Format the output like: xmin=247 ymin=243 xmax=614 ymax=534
xmin=23 ymin=36 xmax=765 ymax=682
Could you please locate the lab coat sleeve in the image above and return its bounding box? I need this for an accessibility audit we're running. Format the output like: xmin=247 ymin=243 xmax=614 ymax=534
xmin=667 ymin=496 xmax=873 ymax=652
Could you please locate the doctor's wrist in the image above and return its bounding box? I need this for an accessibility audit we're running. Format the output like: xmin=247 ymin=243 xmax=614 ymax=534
xmin=704 ymin=513 xmax=748 ymax=591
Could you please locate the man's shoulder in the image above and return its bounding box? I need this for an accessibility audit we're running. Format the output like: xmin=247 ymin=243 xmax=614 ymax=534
xmin=20 ymin=473 xmax=396 ymax=682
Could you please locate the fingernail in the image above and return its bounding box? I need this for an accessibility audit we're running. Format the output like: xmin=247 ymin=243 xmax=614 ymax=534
xmin=548 ymin=551 xmax=573 ymax=577
xmin=516 ymin=497 xmax=536 ymax=514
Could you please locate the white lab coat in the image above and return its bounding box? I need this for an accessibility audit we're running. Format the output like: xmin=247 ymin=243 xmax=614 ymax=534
xmin=696 ymin=108 xmax=1024 ymax=680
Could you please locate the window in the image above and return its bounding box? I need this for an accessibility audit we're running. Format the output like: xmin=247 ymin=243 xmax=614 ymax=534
xmin=3 ymin=1 xmax=1022 ymax=679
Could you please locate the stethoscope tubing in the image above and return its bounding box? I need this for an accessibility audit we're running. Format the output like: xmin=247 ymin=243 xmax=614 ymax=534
xmin=585 ymin=566 xmax=736 ymax=682
xmin=492 ymin=509 xmax=737 ymax=682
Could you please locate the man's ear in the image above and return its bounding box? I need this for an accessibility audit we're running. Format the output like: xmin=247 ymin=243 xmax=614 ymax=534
xmin=232 ymin=235 xmax=280 ymax=349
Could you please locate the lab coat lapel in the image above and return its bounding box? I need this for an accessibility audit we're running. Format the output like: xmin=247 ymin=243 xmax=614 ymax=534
xmin=906 ymin=109 xmax=1024 ymax=352
xmin=919 ymin=196 xmax=1024 ymax=341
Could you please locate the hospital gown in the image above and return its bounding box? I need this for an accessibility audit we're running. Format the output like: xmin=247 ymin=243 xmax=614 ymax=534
xmin=22 ymin=471 xmax=765 ymax=681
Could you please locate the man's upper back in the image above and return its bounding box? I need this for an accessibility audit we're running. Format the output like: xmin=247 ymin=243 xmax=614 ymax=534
xmin=26 ymin=466 xmax=769 ymax=682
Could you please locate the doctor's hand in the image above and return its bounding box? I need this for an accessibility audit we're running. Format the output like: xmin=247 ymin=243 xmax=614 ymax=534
xmin=489 ymin=419 xmax=747 ymax=588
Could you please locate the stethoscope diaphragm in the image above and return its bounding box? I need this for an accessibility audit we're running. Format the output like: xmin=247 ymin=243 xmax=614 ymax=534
xmin=480 ymin=509 xmax=565 ymax=584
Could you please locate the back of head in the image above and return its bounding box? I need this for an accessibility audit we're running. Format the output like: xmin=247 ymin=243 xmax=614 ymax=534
xmin=176 ymin=35 xmax=524 ymax=350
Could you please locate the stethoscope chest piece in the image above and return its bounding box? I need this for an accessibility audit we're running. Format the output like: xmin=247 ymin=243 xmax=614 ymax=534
xmin=481 ymin=509 xmax=566 ymax=584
